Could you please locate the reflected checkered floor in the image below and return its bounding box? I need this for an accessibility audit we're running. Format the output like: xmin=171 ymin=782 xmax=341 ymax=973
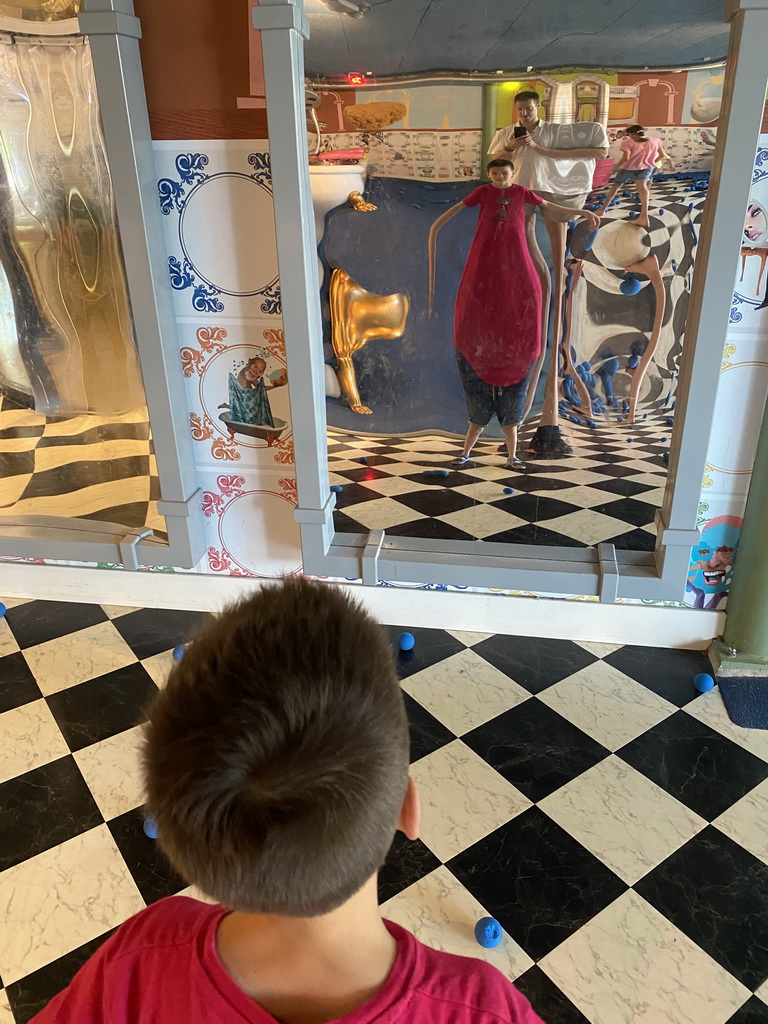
xmin=328 ymin=419 xmax=669 ymax=550
xmin=2 ymin=598 xmax=768 ymax=1023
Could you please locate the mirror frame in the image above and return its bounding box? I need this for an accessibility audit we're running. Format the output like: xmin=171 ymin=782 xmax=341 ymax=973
xmin=256 ymin=0 xmax=768 ymax=600
xmin=0 ymin=0 xmax=204 ymax=570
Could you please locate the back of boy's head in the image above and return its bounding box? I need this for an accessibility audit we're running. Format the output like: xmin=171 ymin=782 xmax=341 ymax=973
xmin=142 ymin=577 xmax=409 ymax=917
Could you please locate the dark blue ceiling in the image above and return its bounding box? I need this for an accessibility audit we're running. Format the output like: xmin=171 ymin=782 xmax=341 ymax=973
xmin=304 ymin=0 xmax=728 ymax=78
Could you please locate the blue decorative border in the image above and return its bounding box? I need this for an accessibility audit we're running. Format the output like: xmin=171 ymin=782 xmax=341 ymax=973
xmin=157 ymin=152 xmax=281 ymax=315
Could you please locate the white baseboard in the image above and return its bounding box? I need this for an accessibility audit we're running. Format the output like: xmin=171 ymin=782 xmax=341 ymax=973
xmin=0 ymin=563 xmax=723 ymax=649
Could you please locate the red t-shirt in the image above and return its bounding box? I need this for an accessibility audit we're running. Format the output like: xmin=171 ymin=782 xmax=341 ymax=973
xmin=31 ymin=897 xmax=545 ymax=1024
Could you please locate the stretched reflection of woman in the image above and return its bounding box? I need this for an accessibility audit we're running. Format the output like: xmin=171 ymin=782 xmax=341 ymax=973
xmin=596 ymin=126 xmax=675 ymax=228
xmin=218 ymin=357 xmax=285 ymax=428
xmin=428 ymin=159 xmax=599 ymax=468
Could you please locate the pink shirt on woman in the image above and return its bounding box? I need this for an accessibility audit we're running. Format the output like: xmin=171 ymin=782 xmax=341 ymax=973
xmin=620 ymin=135 xmax=663 ymax=170
xmin=30 ymin=897 xmax=546 ymax=1024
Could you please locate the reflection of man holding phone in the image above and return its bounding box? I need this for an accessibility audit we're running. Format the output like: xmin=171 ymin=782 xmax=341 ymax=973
xmin=488 ymin=90 xmax=609 ymax=454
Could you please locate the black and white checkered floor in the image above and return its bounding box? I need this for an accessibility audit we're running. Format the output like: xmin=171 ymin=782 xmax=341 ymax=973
xmin=328 ymin=419 xmax=668 ymax=549
xmin=2 ymin=597 xmax=768 ymax=1023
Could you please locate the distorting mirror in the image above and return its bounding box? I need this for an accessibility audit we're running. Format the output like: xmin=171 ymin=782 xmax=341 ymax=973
xmin=301 ymin=1 xmax=724 ymax=559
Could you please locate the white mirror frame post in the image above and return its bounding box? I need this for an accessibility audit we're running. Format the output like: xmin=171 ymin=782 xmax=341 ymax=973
xmin=255 ymin=0 xmax=768 ymax=600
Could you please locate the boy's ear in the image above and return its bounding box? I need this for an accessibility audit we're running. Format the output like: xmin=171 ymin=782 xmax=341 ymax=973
xmin=396 ymin=776 xmax=421 ymax=841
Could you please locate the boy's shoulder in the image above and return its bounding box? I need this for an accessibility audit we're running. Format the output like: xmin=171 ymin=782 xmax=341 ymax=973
xmin=107 ymin=896 xmax=224 ymax=959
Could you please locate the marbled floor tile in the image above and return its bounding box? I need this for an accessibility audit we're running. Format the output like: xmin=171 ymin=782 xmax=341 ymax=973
xmin=618 ymin=712 xmax=768 ymax=821
xmin=377 ymin=831 xmax=441 ymax=904
xmin=107 ymin=806 xmax=186 ymax=906
xmin=471 ymin=634 xmax=598 ymax=694
xmin=462 ymin=699 xmax=610 ymax=802
xmin=110 ymin=607 xmax=213 ymax=661
xmin=385 ymin=626 xmax=466 ymax=680
xmin=0 ymin=700 xmax=70 ymax=786
xmin=411 ymin=740 xmax=531 ymax=862
xmin=635 ymin=827 xmax=768 ymax=991
xmin=0 ymin=616 xmax=19 ymax=658
xmin=513 ymin=966 xmax=591 ymax=1024
xmin=725 ymin=997 xmax=768 ymax=1024
xmin=684 ymin=690 xmax=768 ymax=762
xmin=448 ymin=807 xmax=627 ymax=961
xmin=0 ymin=598 xmax=30 ymax=610
xmin=542 ymin=510 xmax=628 ymax=544
xmin=100 ymin=605 xmax=140 ymax=619
xmin=402 ymin=691 xmax=455 ymax=763
xmin=603 ymin=644 xmax=713 ymax=707
xmin=538 ymin=660 xmax=677 ymax=750
xmin=713 ymin=779 xmax=768 ymax=866
xmin=45 ymin=663 xmax=158 ymax=753
xmin=3 ymin=601 xmax=108 ymax=650
xmin=139 ymin=649 xmax=176 ymax=689
xmin=538 ymin=755 xmax=706 ymax=884
xmin=0 ymin=757 xmax=102 ymax=871
xmin=0 ymin=825 xmax=144 ymax=984
xmin=445 ymin=629 xmax=493 ymax=647
xmin=575 ymin=640 xmax=623 ymax=658
xmin=539 ymin=889 xmax=749 ymax=1024
xmin=401 ymin=648 xmax=531 ymax=735
xmin=22 ymin=621 xmax=138 ymax=697
xmin=72 ymin=726 xmax=145 ymax=821
xmin=381 ymin=865 xmax=534 ymax=981
xmin=0 ymin=653 xmax=41 ymax=714
xmin=338 ymin=496 xmax=425 ymax=530
xmin=6 ymin=929 xmax=117 ymax=1024
xmin=437 ymin=504 xmax=527 ymax=539
xmin=758 ymin=978 xmax=768 ymax=1005
xmin=0 ymin=992 xmax=11 ymax=1024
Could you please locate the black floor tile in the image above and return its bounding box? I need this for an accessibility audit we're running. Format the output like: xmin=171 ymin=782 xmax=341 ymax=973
xmin=6 ymin=928 xmax=117 ymax=1024
xmin=384 ymin=626 xmax=466 ymax=680
xmin=587 ymin=464 xmax=637 ymax=478
xmin=384 ymin=519 xmax=476 ymax=542
xmin=333 ymin=466 xmax=390 ymax=484
xmin=378 ymin=831 xmax=441 ymax=903
xmin=472 ymin=634 xmax=598 ymax=694
xmin=586 ymin=477 xmax=656 ymax=497
xmin=45 ymin=663 xmax=159 ymax=752
xmin=392 ymin=488 xmax=475 ymax=517
xmin=497 ymin=475 xmax=577 ymax=493
xmin=330 ymin=482 xmax=384 ymax=509
xmin=447 ymin=807 xmax=627 ymax=960
xmin=107 ymin=807 xmax=186 ymax=905
xmin=490 ymin=494 xmax=582 ymax=521
xmin=402 ymin=691 xmax=456 ymax=762
xmin=484 ymin=524 xmax=589 ymax=547
xmin=590 ymin=497 xmax=659 ymax=526
xmin=111 ymin=608 xmax=213 ymax=660
xmin=0 ymin=757 xmax=102 ymax=870
xmin=513 ymin=966 xmax=591 ymax=1024
xmin=635 ymin=828 xmax=768 ymax=990
xmin=403 ymin=470 xmax=479 ymax=488
xmin=0 ymin=651 xmax=42 ymax=712
xmin=331 ymin=510 xmax=366 ymax=535
xmin=4 ymin=600 xmax=108 ymax=649
xmin=609 ymin=528 xmax=657 ymax=551
xmin=463 ymin=699 xmax=610 ymax=801
xmin=617 ymin=711 xmax=768 ymax=820
xmin=603 ymin=645 xmax=713 ymax=707
xmin=725 ymin=998 xmax=768 ymax=1024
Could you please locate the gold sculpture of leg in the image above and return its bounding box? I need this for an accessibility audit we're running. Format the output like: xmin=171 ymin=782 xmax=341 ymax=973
xmin=329 ymin=268 xmax=409 ymax=414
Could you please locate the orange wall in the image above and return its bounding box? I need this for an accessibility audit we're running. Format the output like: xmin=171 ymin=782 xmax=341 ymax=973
xmin=134 ymin=0 xmax=268 ymax=139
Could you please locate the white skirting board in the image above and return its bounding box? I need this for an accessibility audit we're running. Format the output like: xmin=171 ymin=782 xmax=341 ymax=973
xmin=0 ymin=563 xmax=724 ymax=649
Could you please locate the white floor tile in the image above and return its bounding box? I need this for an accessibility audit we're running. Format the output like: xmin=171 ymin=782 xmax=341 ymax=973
xmin=539 ymin=756 xmax=706 ymax=884
xmin=684 ymin=690 xmax=768 ymax=762
xmin=411 ymin=740 xmax=531 ymax=862
xmin=73 ymin=726 xmax=145 ymax=821
xmin=381 ymin=866 xmax=534 ymax=980
xmin=0 ymin=826 xmax=144 ymax=984
xmin=437 ymin=505 xmax=527 ymax=539
xmin=402 ymin=648 xmax=530 ymax=735
xmin=0 ymin=990 xmax=13 ymax=1024
xmin=22 ymin=621 xmax=138 ymax=696
xmin=575 ymin=640 xmax=623 ymax=658
xmin=0 ymin=616 xmax=19 ymax=658
xmin=713 ymin=778 xmax=768 ymax=865
xmin=445 ymin=629 xmax=494 ymax=647
xmin=140 ymin=649 xmax=176 ymax=689
xmin=540 ymin=890 xmax=749 ymax=1024
xmin=0 ymin=700 xmax=70 ymax=786
xmin=341 ymin=498 xmax=425 ymax=529
xmin=541 ymin=509 xmax=633 ymax=546
xmin=538 ymin=660 xmax=676 ymax=750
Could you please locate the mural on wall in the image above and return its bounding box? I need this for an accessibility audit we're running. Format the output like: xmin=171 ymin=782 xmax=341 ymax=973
xmin=181 ymin=326 xmax=293 ymax=465
xmin=731 ymin=146 xmax=768 ymax=323
xmin=686 ymin=513 xmax=741 ymax=610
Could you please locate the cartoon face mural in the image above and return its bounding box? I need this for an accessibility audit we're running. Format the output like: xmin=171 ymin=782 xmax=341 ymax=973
xmin=686 ymin=514 xmax=741 ymax=610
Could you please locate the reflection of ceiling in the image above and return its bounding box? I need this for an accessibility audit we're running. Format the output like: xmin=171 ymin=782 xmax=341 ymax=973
xmin=304 ymin=0 xmax=729 ymax=79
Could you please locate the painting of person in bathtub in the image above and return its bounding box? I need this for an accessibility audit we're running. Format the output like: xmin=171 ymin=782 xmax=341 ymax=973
xmin=218 ymin=356 xmax=288 ymax=442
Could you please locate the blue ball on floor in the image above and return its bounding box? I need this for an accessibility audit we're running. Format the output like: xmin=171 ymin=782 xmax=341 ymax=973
xmin=621 ymin=278 xmax=642 ymax=295
xmin=661 ymin=437 xmax=668 ymax=443
xmin=627 ymin=437 xmax=633 ymax=443
xmin=330 ymin=484 xmax=343 ymax=493
xmin=583 ymin=228 xmax=598 ymax=252
xmin=143 ymin=816 xmax=159 ymax=839
xmin=172 ymin=644 xmax=187 ymax=662
xmin=666 ymin=417 xmax=674 ymax=426
xmin=694 ymin=673 xmax=716 ymax=693
xmin=503 ymin=487 xmax=515 ymax=495
xmin=359 ymin=457 xmax=368 ymax=464
xmin=0 ymin=602 xmax=5 ymax=618
xmin=475 ymin=917 xmax=503 ymax=949
xmin=662 ymin=452 xmax=670 ymax=462
xmin=424 ymin=469 xmax=450 ymax=477
xmin=398 ymin=631 xmax=415 ymax=652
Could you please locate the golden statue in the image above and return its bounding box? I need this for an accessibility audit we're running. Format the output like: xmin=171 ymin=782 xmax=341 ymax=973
xmin=348 ymin=191 xmax=377 ymax=212
xmin=329 ymin=268 xmax=409 ymax=414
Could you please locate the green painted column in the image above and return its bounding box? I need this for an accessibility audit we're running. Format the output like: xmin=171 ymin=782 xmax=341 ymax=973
xmin=481 ymin=84 xmax=498 ymax=165
xmin=712 ymin=390 xmax=768 ymax=673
